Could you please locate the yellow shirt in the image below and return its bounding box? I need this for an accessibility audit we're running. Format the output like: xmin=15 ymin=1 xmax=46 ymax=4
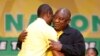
xmin=47 ymin=31 xmax=63 ymax=56
xmin=18 ymin=18 xmax=58 ymax=56
xmin=57 ymin=31 xmax=63 ymax=38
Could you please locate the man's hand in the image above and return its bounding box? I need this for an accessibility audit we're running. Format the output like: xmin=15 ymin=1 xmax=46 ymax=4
xmin=49 ymin=39 xmax=62 ymax=51
xmin=18 ymin=30 xmax=27 ymax=42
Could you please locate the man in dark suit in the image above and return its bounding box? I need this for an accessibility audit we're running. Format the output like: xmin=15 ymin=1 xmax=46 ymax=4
xmin=49 ymin=8 xmax=85 ymax=56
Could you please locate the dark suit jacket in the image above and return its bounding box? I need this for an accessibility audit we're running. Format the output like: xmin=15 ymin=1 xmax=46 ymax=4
xmin=59 ymin=26 xmax=85 ymax=56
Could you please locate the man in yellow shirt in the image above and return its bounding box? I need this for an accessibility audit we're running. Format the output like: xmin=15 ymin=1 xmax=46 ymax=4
xmin=18 ymin=4 xmax=58 ymax=56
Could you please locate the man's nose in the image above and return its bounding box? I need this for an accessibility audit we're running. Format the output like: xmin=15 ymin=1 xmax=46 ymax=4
xmin=55 ymin=18 xmax=59 ymax=22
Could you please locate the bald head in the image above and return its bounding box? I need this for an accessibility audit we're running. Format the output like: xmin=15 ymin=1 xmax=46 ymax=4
xmin=55 ymin=8 xmax=71 ymax=20
xmin=53 ymin=8 xmax=71 ymax=31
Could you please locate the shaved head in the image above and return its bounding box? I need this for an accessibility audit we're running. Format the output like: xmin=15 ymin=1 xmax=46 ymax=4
xmin=37 ymin=4 xmax=53 ymax=25
xmin=55 ymin=8 xmax=71 ymax=20
xmin=37 ymin=4 xmax=53 ymax=17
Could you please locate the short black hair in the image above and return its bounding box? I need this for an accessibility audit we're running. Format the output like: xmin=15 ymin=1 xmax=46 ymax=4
xmin=37 ymin=4 xmax=53 ymax=17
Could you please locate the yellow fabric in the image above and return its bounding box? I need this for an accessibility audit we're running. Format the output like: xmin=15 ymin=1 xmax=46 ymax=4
xmin=46 ymin=31 xmax=63 ymax=56
xmin=18 ymin=18 xmax=58 ymax=56
xmin=57 ymin=31 xmax=63 ymax=38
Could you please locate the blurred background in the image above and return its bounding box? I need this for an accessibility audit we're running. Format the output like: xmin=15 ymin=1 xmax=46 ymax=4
xmin=0 ymin=0 xmax=100 ymax=56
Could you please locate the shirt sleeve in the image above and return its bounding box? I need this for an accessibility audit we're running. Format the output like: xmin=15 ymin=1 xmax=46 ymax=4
xmin=49 ymin=26 xmax=58 ymax=41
